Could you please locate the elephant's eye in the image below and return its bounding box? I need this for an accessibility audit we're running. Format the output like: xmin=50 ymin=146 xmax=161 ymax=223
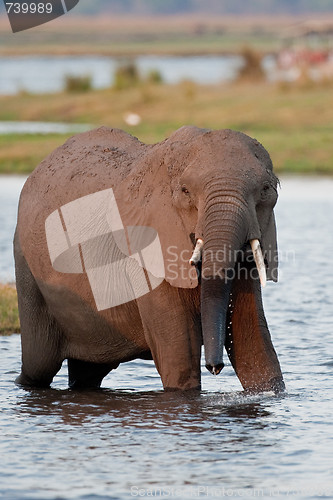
xmin=260 ymin=182 xmax=272 ymax=201
xmin=182 ymin=186 xmax=190 ymax=195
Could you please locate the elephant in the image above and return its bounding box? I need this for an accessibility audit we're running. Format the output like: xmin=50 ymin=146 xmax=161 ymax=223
xmin=14 ymin=125 xmax=285 ymax=393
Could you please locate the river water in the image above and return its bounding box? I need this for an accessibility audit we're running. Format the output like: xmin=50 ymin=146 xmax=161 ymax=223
xmin=0 ymin=176 xmax=333 ymax=499
xmin=0 ymin=55 xmax=245 ymax=95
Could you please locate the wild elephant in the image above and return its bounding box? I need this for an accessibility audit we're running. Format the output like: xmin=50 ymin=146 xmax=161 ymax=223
xmin=14 ymin=126 xmax=284 ymax=392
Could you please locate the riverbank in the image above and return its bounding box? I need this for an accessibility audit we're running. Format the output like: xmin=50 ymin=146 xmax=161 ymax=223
xmin=1 ymin=80 xmax=333 ymax=174
xmin=0 ymin=14 xmax=317 ymax=57
xmin=0 ymin=284 xmax=19 ymax=335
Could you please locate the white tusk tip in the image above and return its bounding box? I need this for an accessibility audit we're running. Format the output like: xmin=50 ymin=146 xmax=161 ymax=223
xmin=189 ymin=238 xmax=204 ymax=266
xmin=250 ymin=238 xmax=267 ymax=288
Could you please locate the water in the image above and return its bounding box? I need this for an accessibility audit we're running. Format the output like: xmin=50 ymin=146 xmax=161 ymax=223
xmin=1 ymin=176 xmax=333 ymax=499
xmin=0 ymin=122 xmax=91 ymax=134
xmin=0 ymin=54 xmax=245 ymax=95
xmin=0 ymin=176 xmax=26 ymax=282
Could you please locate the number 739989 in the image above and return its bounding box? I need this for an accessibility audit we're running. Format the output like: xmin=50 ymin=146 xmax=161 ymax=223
xmin=5 ymin=2 xmax=53 ymax=14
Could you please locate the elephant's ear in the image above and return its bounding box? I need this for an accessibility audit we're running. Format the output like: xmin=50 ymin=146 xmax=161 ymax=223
xmin=117 ymin=135 xmax=201 ymax=290
xmin=156 ymin=126 xmax=207 ymax=288
xmin=120 ymin=189 xmax=199 ymax=289
xmin=157 ymin=204 xmax=199 ymax=289
xmin=262 ymin=211 xmax=278 ymax=282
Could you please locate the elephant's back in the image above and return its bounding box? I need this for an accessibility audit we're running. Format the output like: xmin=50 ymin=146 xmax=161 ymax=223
xmin=20 ymin=126 xmax=143 ymax=210
xmin=16 ymin=126 xmax=145 ymax=282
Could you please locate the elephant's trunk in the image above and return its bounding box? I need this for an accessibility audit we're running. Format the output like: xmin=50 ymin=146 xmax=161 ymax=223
xmin=200 ymin=194 xmax=249 ymax=375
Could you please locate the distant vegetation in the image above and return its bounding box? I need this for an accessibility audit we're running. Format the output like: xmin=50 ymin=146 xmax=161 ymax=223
xmin=2 ymin=12 xmax=333 ymax=58
xmin=3 ymin=0 xmax=333 ymax=17
xmin=1 ymin=77 xmax=333 ymax=175
xmin=237 ymin=48 xmax=266 ymax=83
xmin=113 ymin=62 xmax=141 ymax=90
xmin=0 ymin=284 xmax=19 ymax=334
xmin=113 ymin=62 xmax=163 ymax=90
xmin=64 ymin=75 xmax=93 ymax=93
xmin=72 ymin=0 xmax=333 ymax=15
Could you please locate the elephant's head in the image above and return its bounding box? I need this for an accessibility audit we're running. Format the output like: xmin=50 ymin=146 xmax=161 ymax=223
xmin=123 ymin=126 xmax=280 ymax=382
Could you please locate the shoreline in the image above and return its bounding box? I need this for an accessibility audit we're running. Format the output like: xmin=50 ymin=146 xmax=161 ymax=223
xmin=1 ymin=13 xmax=333 ymax=57
xmin=0 ymin=283 xmax=19 ymax=335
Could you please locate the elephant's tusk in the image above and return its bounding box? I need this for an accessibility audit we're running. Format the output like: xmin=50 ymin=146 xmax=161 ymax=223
xmin=189 ymin=238 xmax=204 ymax=265
xmin=250 ymin=239 xmax=267 ymax=288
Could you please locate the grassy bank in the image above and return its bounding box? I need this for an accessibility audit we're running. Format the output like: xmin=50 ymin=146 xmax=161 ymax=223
xmin=0 ymin=133 xmax=71 ymax=174
xmin=1 ymin=81 xmax=333 ymax=174
xmin=0 ymin=284 xmax=20 ymax=335
xmin=0 ymin=15 xmax=312 ymax=56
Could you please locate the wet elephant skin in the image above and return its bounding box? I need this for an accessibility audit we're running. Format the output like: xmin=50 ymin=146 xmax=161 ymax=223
xmin=14 ymin=125 xmax=284 ymax=392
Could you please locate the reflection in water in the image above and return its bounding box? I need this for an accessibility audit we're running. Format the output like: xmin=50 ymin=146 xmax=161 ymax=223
xmin=2 ymin=351 xmax=281 ymax=499
xmin=16 ymin=387 xmax=272 ymax=434
xmin=1 ymin=334 xmax=332 ymax=499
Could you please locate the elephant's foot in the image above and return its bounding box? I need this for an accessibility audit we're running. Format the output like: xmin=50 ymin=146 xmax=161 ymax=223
xmin=164 ymin=382 xmax=201 ymax=392
xmin=160 ymin=367 xmax=202 ymax=391
xmin=15 ymin=371 xmax=52 ymax=389
xmin=244 ymin=376 xmax=286 ymax=395
xmin=68 ymin=358 xmax=117 ymax=390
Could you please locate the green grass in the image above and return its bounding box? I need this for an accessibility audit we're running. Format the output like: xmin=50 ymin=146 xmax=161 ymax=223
xmin=1 ymin=81 xmax=333 ymax=174
xmin=0 ymin=134 xmax=73 ymax=174
xmin=0 ymin=284 xmax=20 ymax=335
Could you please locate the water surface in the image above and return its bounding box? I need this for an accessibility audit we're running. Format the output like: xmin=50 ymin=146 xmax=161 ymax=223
xmin=0 ymin=55 xmax=244 ymax=95
xmin=0 ymin=176 xmax=333 ymax=499
xmin=0 ymin=122 xmax=91 ymax=134
xmin=0 ymin=176 xmax=26 ymax=282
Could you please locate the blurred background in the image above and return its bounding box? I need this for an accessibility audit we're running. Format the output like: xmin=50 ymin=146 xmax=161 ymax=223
xmin=1 ymin=0 xmax=333 ymax=174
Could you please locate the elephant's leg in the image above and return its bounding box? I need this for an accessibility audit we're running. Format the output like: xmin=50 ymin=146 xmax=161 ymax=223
xmin=15 ymin=244 xmax=64 ymax=388
xmin=15 ymin=290 xmax=64 ymax=388
xmin=225 ymin=262 xmax=285 ymax=394
xmin=137 ymin=283 xmax=202 ymax=391
xmin=68 ymin=359 xmax=117 ymax=389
